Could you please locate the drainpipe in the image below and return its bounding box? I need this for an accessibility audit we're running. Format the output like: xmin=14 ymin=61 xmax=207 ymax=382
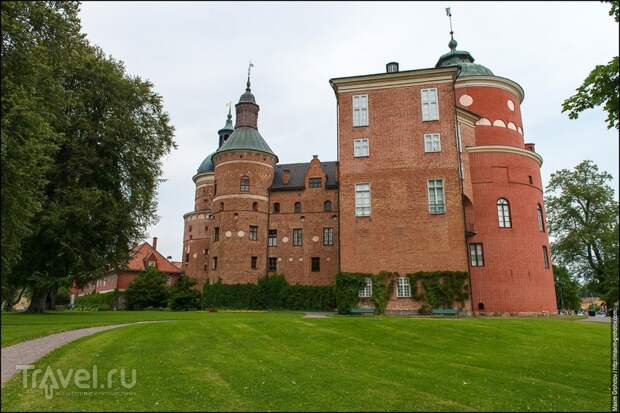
xmin=452 ymin=66 xmax=476 ymax=317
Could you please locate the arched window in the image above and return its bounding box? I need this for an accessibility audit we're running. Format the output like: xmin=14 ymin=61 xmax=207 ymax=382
xmin=324 ymin=200 xmax=332 ymax=212
xmin=497 ymin=198 xmax=511 ymax=228
xmin=252 ymin=201 xmax=258 ymax=211
xmin=294 ymin=202 xmax=302 ymax=213
xmin=273 ymin=203 xmax=280 ymax=213
xmin=240 ymin=177 xmax=250 ymax=192
xmin=220 ymin=202 xmax=224 ymax=211
xmin=537 ymin=204 xmax=545 ymax=232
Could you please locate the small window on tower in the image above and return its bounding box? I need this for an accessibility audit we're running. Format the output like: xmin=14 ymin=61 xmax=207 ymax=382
xmin=240 ymin=177 xmax=250 ymax=192
xmin=294 ymin=202 xmax=302 ymax=213
xmin=273 ymin=203 xmax=280 ymax=213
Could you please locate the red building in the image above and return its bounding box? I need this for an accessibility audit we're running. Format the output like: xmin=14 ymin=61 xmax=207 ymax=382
xmin=182 ymin=34 xmax=557 ymax=315
xmin=73 ymin=237 xmax=182 ymax=305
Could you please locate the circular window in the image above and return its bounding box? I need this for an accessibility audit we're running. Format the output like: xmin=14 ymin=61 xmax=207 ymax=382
xmin=459 ymin=94 xmax=473 ymax=107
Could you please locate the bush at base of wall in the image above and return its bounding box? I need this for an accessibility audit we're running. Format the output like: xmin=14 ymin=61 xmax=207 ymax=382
xmin=202 ymin=275 xmax=335 ymax=311
xmin=334 ymin=272 xmax=395 ymax=315
xmin=407 ymin=271 xmax=469 ymax=310
xmin=73 ymin=289 xmax=124 ymax=311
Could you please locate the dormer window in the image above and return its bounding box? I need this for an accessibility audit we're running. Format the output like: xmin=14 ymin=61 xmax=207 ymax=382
xmin=148 ymin=260 xmax=156 ymax=268
xmin=309 ymin=178 xmax=322 ymax=188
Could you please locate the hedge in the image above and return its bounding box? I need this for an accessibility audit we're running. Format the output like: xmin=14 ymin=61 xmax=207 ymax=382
xmin=202 ymin=275 xmax=335 ymax=311
xmin=74 ymin=290 xmax=123 ymax=311
xmin=407 ymin=271 xmax=469 ymax=310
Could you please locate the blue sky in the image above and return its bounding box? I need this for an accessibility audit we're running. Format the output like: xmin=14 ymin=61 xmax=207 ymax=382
xmin=79 ymin=1 xmax=619 ymax=260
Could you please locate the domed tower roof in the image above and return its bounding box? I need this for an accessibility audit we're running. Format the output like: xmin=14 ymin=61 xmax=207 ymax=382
xmin=215 ymin=65 xmax=278 ymax=161
xmin=197 ymin=151 xmax=215 ymax=174
xmin=435 ymin=37 xmax=494 ymax=77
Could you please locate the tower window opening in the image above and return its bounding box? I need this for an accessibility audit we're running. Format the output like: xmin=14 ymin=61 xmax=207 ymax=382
xmin=240 ymin=177 xmax=250 ymax=192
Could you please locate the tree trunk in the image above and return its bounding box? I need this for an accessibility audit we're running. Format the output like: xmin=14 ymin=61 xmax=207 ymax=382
xmin=28 ymin=288 xmax=50 ymax=312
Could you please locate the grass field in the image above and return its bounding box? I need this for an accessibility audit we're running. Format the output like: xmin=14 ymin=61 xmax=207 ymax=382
xmin=0 ymin=311 xmax=611 ymax=411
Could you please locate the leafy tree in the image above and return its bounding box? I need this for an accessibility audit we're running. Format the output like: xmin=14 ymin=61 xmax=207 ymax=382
xmin=168 ymin=276 xmax=201 ymax=311
xmin=553 ymin=265 xmax=582 ymax=311
xmin=562 ymin=1 xmax=619 ymax=129
xmin=545 ymin=160 xmax=618 ymax=306
xmin=1 ymin=2 xmax=176 ymax=311
xmin=125 ymin=267 xmax=169 ymax=310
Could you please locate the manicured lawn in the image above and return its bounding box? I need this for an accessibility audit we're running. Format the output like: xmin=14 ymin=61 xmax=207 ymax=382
xmin=0 ymin=312 xmax=611 ymax=411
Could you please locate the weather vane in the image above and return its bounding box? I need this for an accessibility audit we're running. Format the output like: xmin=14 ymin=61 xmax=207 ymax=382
xmin=446 ymin=7 xmax=454 ymax=40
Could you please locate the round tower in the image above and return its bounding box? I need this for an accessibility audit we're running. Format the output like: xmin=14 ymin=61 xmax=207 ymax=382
xmin=208 ymin=72 xmax=278 ymax=284
xmin=437 ymin=37 xmax=557 ymax=314
xmin=182 ymin=110 xmax=233 ymax=287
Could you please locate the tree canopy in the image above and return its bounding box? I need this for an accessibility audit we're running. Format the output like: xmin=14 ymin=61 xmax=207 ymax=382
xmin=1 ymin=1 xmax=175 ymax=311
xmin=562 ymin=1 xmax=619 ymax=130
xmin=545 ymin=160 xmax=618 ymax=306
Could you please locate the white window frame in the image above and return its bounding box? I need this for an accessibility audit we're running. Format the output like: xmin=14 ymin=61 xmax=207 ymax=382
xmin=424 ymin=133 xmax=441 ymax=153
xmin=427 ymin=179 xmax=446 ymax=214
xmin=355 ymin=183 xmax=371 ymax=217
xmin=353 ymin=138 xmax=369 ymax=157
xmin=421 ymin=88 xmax=439 ymax=121
xmin=396 ymin=277 xmax=411 ymax=298
xmin=359 ymin=277 xmax=373 ymax=298
xmin=470 ymin=243 xmax=484 ymax=267
xmin=352 ymin=95 xmax=369 ymax=127
xmin=497 ymin=198 xmax=511 ymax=228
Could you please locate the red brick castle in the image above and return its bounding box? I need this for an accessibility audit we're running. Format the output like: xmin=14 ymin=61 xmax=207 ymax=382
xmin=182 ymin=33 xmax=557 ymax=315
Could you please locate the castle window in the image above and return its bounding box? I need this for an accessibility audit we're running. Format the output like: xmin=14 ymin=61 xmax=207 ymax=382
xmin=189 ymin=225 xmax=192 ymax=232
xmin=396 ymin=277 xmax=411 ymax=298
xmin=203 ymin=264 xmax=207 ymax=271
xmin=189 ymin=235 xmax=193 ymax=240
xmin=355 ymin=183 xmax=371 ymax=217
xmin=252 ymin=201 xmax=258 ymax=211
xmin=537 ymin=204 xmax=545 ymax=232
xmin=323 ymin=227 xmax=333 ymax=246
xmin=220 ymin=202 xmax=224 ymax=211
xmin=185 ymin=253 xmax=190 ymax=263
xmin=353 ymin=138 xmax=369 ymax=157
xmin=268 ymin=229 xmax=277 ymax=247
xmin=251 ymin=256 xmax=257 ymax=270
xmin=352 ymin=95 xmax=368 ymax=127
xmin=294 ymin=202 xmax=302 ymax=214
xmin=203 ymin=248 xmax=208 ymax=256
xmin=249 ymin=225 xmax=258 ymax=241
xmin=309 ymin=178 xmax=322 ymax=188
xmin=359 ymin=277 xmax=373 ymax=298
xmin=324 ymin=200 xmax=332 ymax=211
xmin=212 ymin=257 xmax=218 ymax=270
xmin=529 ymin=175 xmax=533 ymax=184
xmin=427 ymin=179 xmax=445 ymax=214
xmin=273 ymin=203 xmax=280 ymax=213
xmin=214 ymin=183 xmax=217 ymax=195
xmin=214 ymin=227 xmax=219 ymax=241
xmin=543 ymin=246 xmax=550 ymax=268
xmin=293 ymin=228 xmax=303 ymax=246
xmin=268 ymin=257 xmax=277 ymax=273
xmin=497 ymin=198 xmax=511 ymax=228
xmin=469 ymin=243 xmax=484 ymax=267
xmin=424 ymin=133 xmax=441 ymax=152
xmin=240 ymin=177 xmax=250 ymax=192
xmin=421 ymin=88 xmax=439 ymax=121
xmin=311 ymin=257 xmax=320 ymax=272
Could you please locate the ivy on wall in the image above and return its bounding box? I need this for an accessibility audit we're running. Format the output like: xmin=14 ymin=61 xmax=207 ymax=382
xmin=407 ymin=271 xmax=469 ymax=312
xmin=333 ymin=272 xmax=395 ymax=315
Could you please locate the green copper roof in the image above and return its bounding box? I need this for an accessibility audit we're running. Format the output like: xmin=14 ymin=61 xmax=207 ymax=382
xmin=435 ymin=38 xmax=494 ymax=77
xmin=215 ymin=126 xmax=276 ymax=158
xmin=197 ymin=152 xmax=215 ymax=174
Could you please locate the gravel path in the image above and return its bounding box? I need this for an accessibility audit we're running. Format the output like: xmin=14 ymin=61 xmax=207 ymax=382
xmin=1 ymin=321 xmax=163 ymax=387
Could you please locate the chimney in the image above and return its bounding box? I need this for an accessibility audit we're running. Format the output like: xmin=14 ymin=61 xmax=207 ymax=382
xmin=152 ymin=237 xmax=158 ymax=250
xmin=282 ymin=169 xmax=290 ymax=185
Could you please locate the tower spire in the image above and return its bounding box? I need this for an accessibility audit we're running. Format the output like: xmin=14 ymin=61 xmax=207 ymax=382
xmin=246 ymin=61 xmax=254 ymax=92
xmin=446 ymin=7 xmax=457 ymax=51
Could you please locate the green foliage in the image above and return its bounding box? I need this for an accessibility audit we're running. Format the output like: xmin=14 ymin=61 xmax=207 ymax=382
xmin=562 ymin=2 xmax=618 ymax=129
xmin=408 ymin=271 xmax=469 ymax=309
xmin=1 ymin=1 xmax=176 ymax=312
xmin=202 ymin=275 xmax=335 ymax=311
xmin=125 ymin=268 xmax=169 ymax=310
xmin=553 ymin=265 xmax=582 ymax=311
xmin=73 ymin=290 xmax=121 ymax=311
xmin=333 ymin=272 xmax=368 ymax=315
xmin=55 ymin=287 xmax=70 ymax=306
xmin=168 ymin=276 xmax=201 ymax=311
xmin=545 ymin=160 xmax=619 ymax=306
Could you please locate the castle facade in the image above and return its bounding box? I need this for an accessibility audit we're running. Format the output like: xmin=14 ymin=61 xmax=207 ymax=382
xmin=182 ymin=37 xmax=558 ymax=314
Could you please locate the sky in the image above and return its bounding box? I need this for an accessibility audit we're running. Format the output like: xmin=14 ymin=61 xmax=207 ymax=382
xmin=79 ymin=1 xmax=619 ymax=261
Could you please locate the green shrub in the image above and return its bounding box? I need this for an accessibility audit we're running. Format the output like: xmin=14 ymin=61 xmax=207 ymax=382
xmin=126 ymin=267 xmax=169 ymax=310
xmin=55 ymin=286 xmax=71 ymax=305
xmin=74 ymin=290 xmax=121 ymax=311
xmin=333 ymin=273 xmax=368 ymax=315
xmin=168 ymin=276 xmax=201 ymax=311
xmin=202 ymin=276 xmax=335 ymax=311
